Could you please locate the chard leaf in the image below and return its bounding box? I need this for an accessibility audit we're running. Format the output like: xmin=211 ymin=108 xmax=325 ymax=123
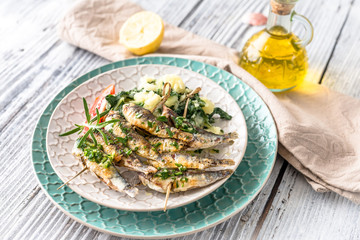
xmin=210 ymin=107 xmax=232 ymax=120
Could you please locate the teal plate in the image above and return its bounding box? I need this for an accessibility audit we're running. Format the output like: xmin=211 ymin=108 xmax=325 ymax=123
xmin=32 ymin=56 xmax=277 ymax=239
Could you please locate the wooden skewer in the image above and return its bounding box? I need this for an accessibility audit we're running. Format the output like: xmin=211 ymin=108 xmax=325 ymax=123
xmin=183 ymin=98 xmax=190 ymax=118
xmin=57 ymin=167 xmax=87 ymax=190
xmin=151 ymin=82 xmax=172 ymax=113
xmin=180 ymin=87 xmax=202 ymax=103
xmin=186 ymin=87 xmax=201 ymax=99
xmin=183 ymin=87 xmax=201 ymax=118
xmin=163 ymin=184 xmax=172 ymax=212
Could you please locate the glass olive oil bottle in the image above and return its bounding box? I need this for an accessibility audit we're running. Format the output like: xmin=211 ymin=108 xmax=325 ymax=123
xmin=239 ymin=0 xmax=313 ymax=92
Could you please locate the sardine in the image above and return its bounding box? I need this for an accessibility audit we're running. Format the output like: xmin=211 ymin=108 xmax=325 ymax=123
xmin=161 ymin=105 xmax=177 ymax=127
xmin=147 ymin=153 xmax=235 ymax=170
xmin=72 ymin=145 xmax=138 ymax=197
xmin=105 ymin=110 xmax=234 ymax=170
xmin=161 ymin=105 xmax=238 ymax=150
xmin=105 ymin=111 xmax=159 ymax=160
xmin=122 ymin=103 xmax=194 ymax=142
xmin=187 ymin=129 xmax=238 ymax=150
xmin=92 ymin=131 xmax=157 ymax=175
xmin=138 ymin=170 xmax=232 ymax=193
xmin=105 ymin=111 xmax=234 ymax=170
xmin=146 ymin=137 xmax=186 ymax=153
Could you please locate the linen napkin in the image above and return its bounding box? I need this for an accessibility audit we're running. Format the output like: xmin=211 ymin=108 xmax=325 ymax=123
xmin=58 ymin=0 xmax=360 ymax=204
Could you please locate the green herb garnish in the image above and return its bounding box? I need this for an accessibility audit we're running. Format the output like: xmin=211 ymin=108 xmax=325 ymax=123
xmin=166 ymin=127 xmax=174 ymax=137
xmin=210 ymin=107 xmax=232 ymax=120
xmin=124 ymin=148 xmax=132 ymax=156
xmin=116 ymin=136 xmax=128 ymax=145
xmin=147 ymin=121 xmax=154 ymax=128
xmin=157 ymin=116 xmax=168 ymax=122
xmin=170 ymin=141 xmax=179 ymax=149
xmin=152 ymin=142 xmax=162 ymax=149
xmin=81 ymin=140 xmax=115 ymax=168
xmin=155 ymin=163 xmax=187 ymax=180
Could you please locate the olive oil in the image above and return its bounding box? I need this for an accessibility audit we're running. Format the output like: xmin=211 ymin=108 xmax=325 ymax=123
xmin=239 ymin=0 xmax=313 ymax=92
xmin=239 ymin=27 xmax=308 ymax=91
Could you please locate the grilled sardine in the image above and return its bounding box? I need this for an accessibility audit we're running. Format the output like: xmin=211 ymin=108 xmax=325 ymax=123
xmin=122 ymin=103 xmax=193 ymax=142
xmin=138 ymin=170 xmax=232 ymax=193
xmin=72 ymin=145 xmax=138 ymax=197
xmin=92 ymin=131 xmax=157 ymax=174
xmin=161 ymin=105 xmax=238 ymax=150
xmin=148 ymin=153 xmax=235 ymax=170
xmin=146 ymin=137 xmax=186 ymax=153
xmin=105 ymin=111 xmax=159 ymax=159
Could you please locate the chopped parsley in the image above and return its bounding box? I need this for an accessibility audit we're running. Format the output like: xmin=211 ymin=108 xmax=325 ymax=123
xmin=124 ymin=148 xmax=132 ymax=156
xmin=115 ymin=136 xmax=128 ymax=145
xmin=166 ymin=127 xmax=174 ymax=137
xmin=80 ymin=140 xmax=114 ymax=168
xmin=154 ymin=163 xmax=188 ymax=186
xmin=170 ymin=141 xmax=179 ymax=149
xmin=152 ymin=142 xmax=162 ymax=149
xmin=174 ymin=116 xmax=196 ymax=133
xmin=147 ymin=121 xmax=154 ymax=128
xmin=157 ymin=116 xmax=168 ymax=122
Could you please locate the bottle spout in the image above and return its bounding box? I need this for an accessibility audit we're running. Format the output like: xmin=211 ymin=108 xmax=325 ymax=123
xmin=270 ymin=0 xmax=296 ymax=15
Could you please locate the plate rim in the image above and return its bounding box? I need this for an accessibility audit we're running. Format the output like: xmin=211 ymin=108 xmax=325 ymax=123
xmin=45 ymin=64 xmax=248 ymax=211
xmin=31 ymin=56 xmax=278 ymax=239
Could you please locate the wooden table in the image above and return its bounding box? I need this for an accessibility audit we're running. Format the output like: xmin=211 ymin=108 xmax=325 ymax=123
xmin=1 ymin=0 xmax=359 ymax=239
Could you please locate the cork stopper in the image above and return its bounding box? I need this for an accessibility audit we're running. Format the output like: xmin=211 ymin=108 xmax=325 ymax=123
xmin=270 ymin=0 xmax=295 ymax=15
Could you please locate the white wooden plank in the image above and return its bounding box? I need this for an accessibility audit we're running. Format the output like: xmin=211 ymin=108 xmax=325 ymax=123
xmin=179 ymin=0 xmax=268 ymax=46
xmin=320 ymin=0 xmax=360 ymax=98
xmin=256 ymin=165 xmax=360 ymax=240
xmin=134 ymin=0 xmax=201 ymax=26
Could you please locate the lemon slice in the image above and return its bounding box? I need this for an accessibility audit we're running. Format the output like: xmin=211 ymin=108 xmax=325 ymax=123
xmin=120 ymin=11 xmax=164 ymax=55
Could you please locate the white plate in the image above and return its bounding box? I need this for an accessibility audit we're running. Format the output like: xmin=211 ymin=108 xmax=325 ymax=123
xmin=46 ymin=64 xmax=247 ymax=211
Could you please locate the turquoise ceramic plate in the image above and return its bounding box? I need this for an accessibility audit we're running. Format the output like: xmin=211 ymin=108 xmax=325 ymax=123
xmin=32 ymin=56 xmax=277 ymax=238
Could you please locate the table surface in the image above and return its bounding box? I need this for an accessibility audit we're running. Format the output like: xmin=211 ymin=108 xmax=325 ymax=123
xmin=1 ymin=0 xmax=360 ymax=239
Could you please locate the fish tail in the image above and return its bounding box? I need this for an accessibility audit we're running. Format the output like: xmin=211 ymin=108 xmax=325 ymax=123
xmin=221 ymin=169 xmax=233 ymax=177
xmin=124 ymin=187 xmax=139 ymax=198
xmin=223 ymin=131 xmax=238 ymax=145
xmin=228 ymin=132 xmax=238 ymax=140
xmin=216 ymin=159 xmax=235 ymax=166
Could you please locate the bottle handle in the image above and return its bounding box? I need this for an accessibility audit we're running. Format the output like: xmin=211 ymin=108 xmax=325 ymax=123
xmin=291 ymin=11 xmax=314 ymax=46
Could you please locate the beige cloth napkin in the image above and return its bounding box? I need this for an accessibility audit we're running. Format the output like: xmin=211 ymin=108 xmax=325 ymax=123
xmin=58 ymin=0 xmax=360 ymax=203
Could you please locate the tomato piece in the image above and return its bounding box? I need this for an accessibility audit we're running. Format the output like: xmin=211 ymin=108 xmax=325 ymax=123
xmin=89 ymin=84 xmax=115 ymax=117
xmin=83 ymin=84 xmax=115 ymax=132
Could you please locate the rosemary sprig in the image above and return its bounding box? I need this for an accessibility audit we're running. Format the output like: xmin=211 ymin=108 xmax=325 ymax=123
xmin=83 ymin=98 xmax=91 ymax=123
xmin=90 ymin=109 xmax=110 ymax=123
xmin=77 ymin=129 xmax=91 ymax=148
xmin=59 ymin=98 xmax=120 ymax=147
xmin=58 ymin=127 xmax=82 ymax=136
xmin=96 ymin=108 xmax=100 ymax=124
xmin=97 ymin=129 xmax=108 ymax=145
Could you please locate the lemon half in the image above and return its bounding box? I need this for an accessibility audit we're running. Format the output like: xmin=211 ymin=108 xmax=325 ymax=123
xmin=120 ymin=11 xmax=164 ymax=55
